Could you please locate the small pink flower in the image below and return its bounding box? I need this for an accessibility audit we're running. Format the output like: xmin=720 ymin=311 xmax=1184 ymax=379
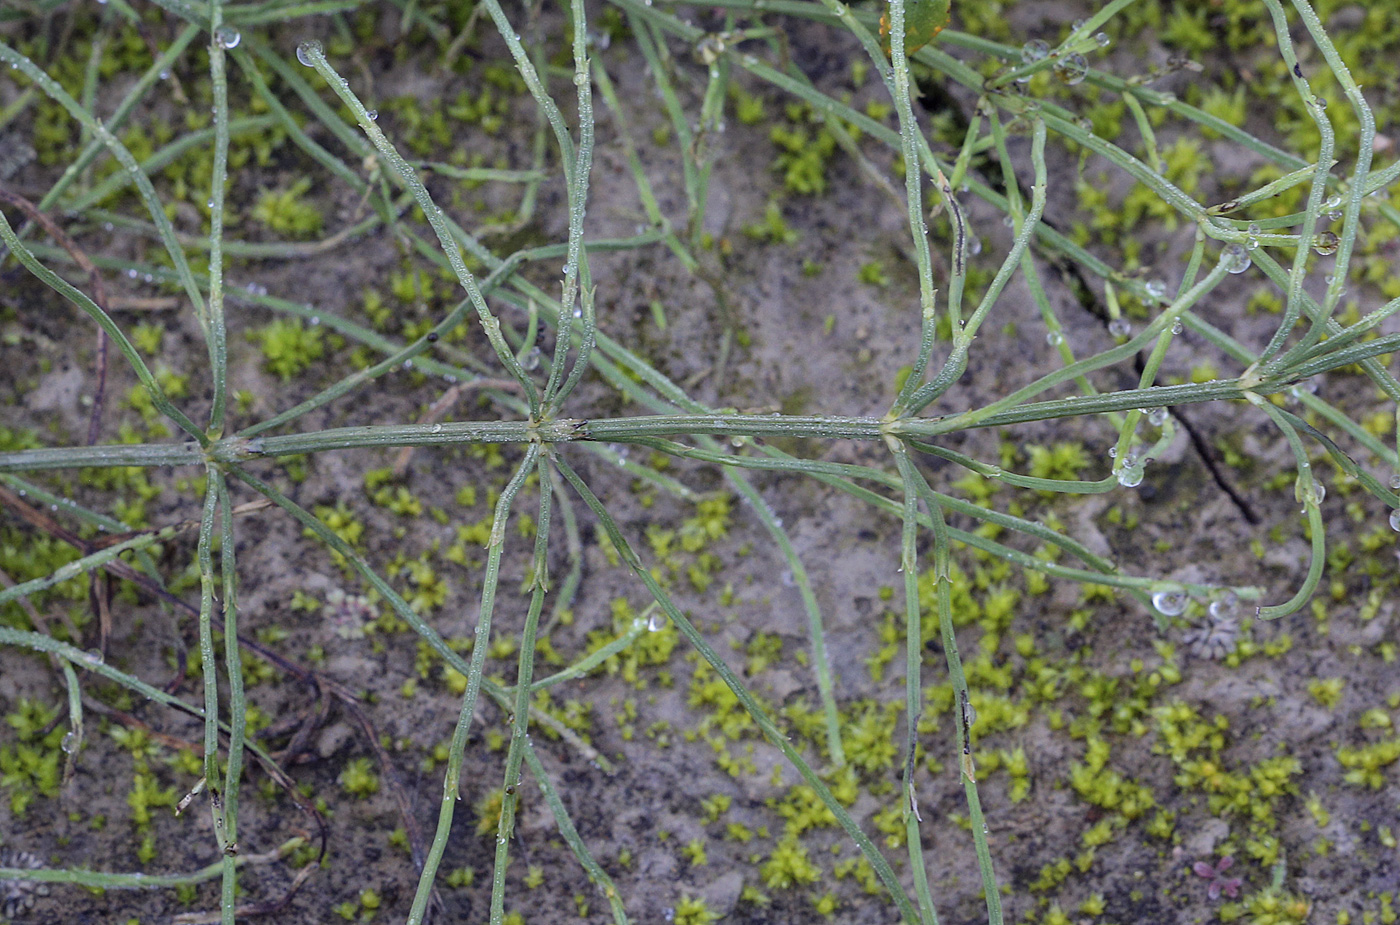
xmin=1192 ymin=855 xmax=1242 ymax=900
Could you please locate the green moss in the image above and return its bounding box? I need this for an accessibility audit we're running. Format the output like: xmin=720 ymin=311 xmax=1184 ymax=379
xmin=252 ymin=318 xmax=325 ymax=382
xmin=760 ymin=833 xmax=820 ymax=889
xmin=339 ymin=757 xmax=380 ymax=798
xmin=743 ymin=200 xmax=800 ymax=244
xmin=251 ymin=178 xmax=323 ymax=239
xmin=857 ymin=260 xmax=889 ymax=287
xmin=0 ymin=699 xmax=64 ymax=814
xmin=673 ymin=895 xmax=721 ymax=925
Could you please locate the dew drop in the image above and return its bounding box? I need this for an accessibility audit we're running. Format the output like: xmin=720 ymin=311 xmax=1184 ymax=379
xmin=522 ymin=346 xmax=542 ymax=371
xmin=1116 ymin=463 xmax=1144 ymax=488
xmin=1312 ymin=231 xmax=1339 ymax=256
xmin=1209 ymin=595 xmax=1239 ymax=620
xmin=1388 ymin=474 xmax=1400 ymax=491
xmin=1148 ymin=407 xmax=1169 ymax=427
xmin=82 ymin=648 xmax=105 ymax=666
xmin=366 ymin=109 xmax=378 ymax=121
xmin=431 ymin=423 xmax=443 ymax=434
xmin=1108 ymin=446 xmax=1118 ymax=458
xmin=647 ymin=612 xmax=666 ymax=632
xmin=1221 ymin=243 xmax=1252 ymax=274
xmin=1020 ymin=39 xmax=1049 ymax=64
xmin=1170 ymin=319 xmax=1183 ymax=335
xmin=1045 ymin=330 xmax=1063 ymax=346
xmin=1390 ymin=509 xmax=1400 ymax=532
xmin=968 ymin=236 xmax=983 ymax=256
xmin=1144 ymin=279 xmax=1167 ymax=302
xmin=1151 ymin=590 xmax=1188 ymax=617
xmin=1053 ymin=53 xmax=1089 ymax=86
xmin=214 ymin=26 xmax=240 ymax=49
xmin=61 ymin=731 xmax=79 ymax=754
xmin=1108 ymin=317 xmax=1132 ymax=338
xmin=1095 ymin=32 xmax=1110 ymax=47
xmin=296 ymin=40 xmax=322 ymax=67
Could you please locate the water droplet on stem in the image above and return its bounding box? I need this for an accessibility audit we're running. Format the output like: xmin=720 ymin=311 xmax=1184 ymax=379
xmin=1151 ymin=590 xmax=1188 ymax=617
xmin=296 ymin=40 xmax=323 ymax=67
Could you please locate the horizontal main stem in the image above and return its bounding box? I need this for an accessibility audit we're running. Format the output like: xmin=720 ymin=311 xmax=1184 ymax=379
xmin=0 ymin=376 xmax=1307 ymax=473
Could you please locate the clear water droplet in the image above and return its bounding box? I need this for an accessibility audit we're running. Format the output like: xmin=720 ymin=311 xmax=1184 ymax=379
xmin=61 ymin=731 xmax=78 ymax=754
xmin=1388 ymin=474 xmax=1400 ymax=491
xmin=647 ymin=612 xmax=666 ymax=632
xmin=1151 ymin=590 xmax=1188 ymax=617
xmin=1020 ymin=39 xmax=1049 ymax=64
xmin=1053 ymin=53 xmax=1089 ymax=85
xmin=1313 ymin=231 xmax=1339 ymax=256
xmin=1390 ymin=509 xmax=1400 ymax=532
xmin=82 ymin=648 xmax=105 ymax=666
xmin=366 ymin=109 xmax=378 ymax=121
xmin=1046 ymin=330 xmax=1063 ymax=346
xmin=1116 ymin=463 xmax=1144 ymax=488
xmin=1108 ymin=317 xmax=1131 ymax=338
xmin=1107 ymin=446 xmax=1118 ymax=458
xmin=1148 ymin=407 xmax=1169 ymax=427
xmin=522 ymin=346 xmax=542 ymax=371
xmin=1145 ymin=279 xmax=1167 ymax=302
xmin=1170 ymin=319 xmax=1183 ymax=335
xmin=296 ymin=40 xmax=322 ymax=67
xmin=214 ymin=26 xmax=240 ymax=49
xmin=1209 ymin=595 xmax=1239 ymax=620
xmin=431 ymin=423 xmax=443 ymax=434
xmin=1095 ymin=32 xmax=1110 ymax=47
xmin=1222 ymin=243 xmax=1252 ymax=274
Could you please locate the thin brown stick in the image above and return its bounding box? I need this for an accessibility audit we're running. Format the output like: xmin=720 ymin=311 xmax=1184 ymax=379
xmin=0 ymin=184 xmax=113 ymax=445
xmin=169 ymin=852 xmax=317 ymax=924
xmin=392 ymin=377 xmax=523 ymax=477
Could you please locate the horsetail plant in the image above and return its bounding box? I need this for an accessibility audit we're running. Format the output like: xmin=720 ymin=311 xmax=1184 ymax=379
xmin=2 ymin=0 xmax=1399 ymax=923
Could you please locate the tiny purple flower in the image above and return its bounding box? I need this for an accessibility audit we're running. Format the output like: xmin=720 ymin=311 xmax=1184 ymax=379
xmin=1192 ymin=855 xmax=1242 ymax=900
